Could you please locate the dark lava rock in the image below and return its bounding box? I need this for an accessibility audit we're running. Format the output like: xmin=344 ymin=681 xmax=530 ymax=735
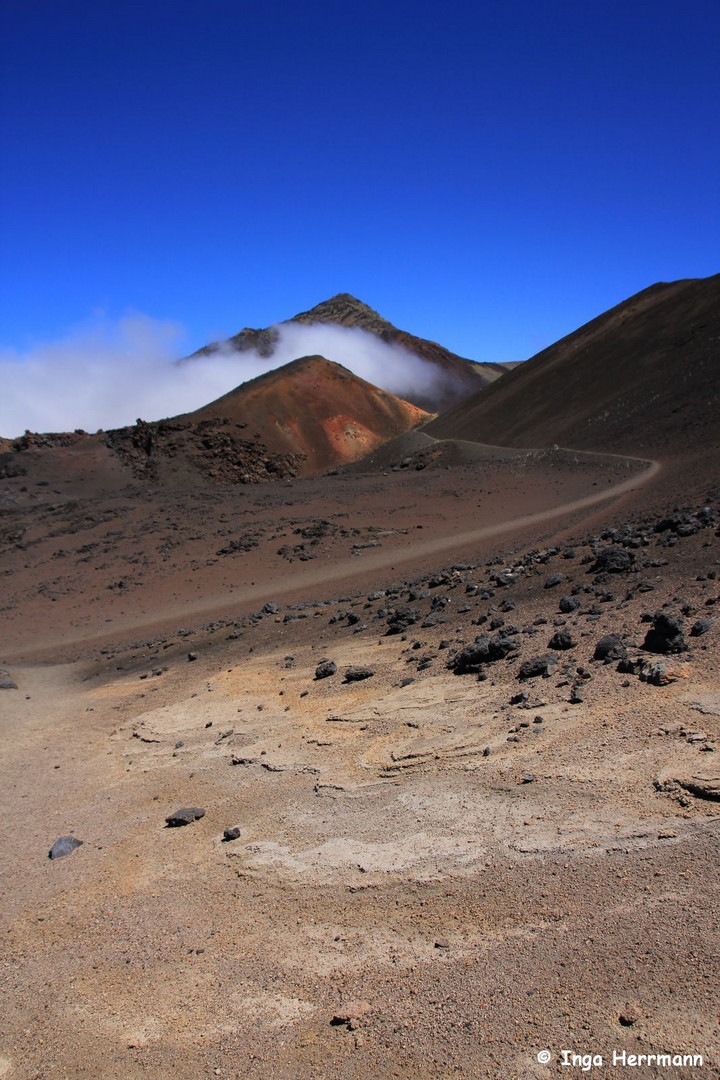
xmin=617 ymin=656 xmax=643 ymax=675
xmin=262 ymin=601 xmax=280 ymax=614
xmin=222 ymin=826 xmax=241 ymax=841
xmin=570 ymin=684 xmax=584 ymax=704
xmin=548 ymin=628 xmax=576 ymax=651
xmin=544 ymin=572 xmax=565 ymax=588
xmin=165 ymin=807 xmax=206 ymax=827
xmin=594 ymin=634 xmax=627 ymax=662
xmin=518 ymin=654 xmax=558 ymax=680
xmin=559 ymin=596 xmax=580 ymax=613
xmin=591 ymin=546 xmax=635 ymax=574
xmin=344 ymin=667 xmax=375 ymax=682
xmin=386 ymin=606 xmax=419 ymax=634
xmin=0 ymin=676 xmax=18 ymax=690
xmin=49 ymin=836 xmax=83 ymax=860
xmin=690 ymin=618 xmax=711 ymax=637
xmin=315 ymin=660 xmax=337 ymax=680
xmin=449 ymin=633 xmax=519 ymax=674
xmin=642 ymin=612 xmax=687 ymax=654
xmin=187 ymin=652 xmax=198 ymax=662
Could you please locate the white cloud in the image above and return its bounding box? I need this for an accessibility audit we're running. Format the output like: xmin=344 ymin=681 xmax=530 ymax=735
xmin=0 ymin=313 xmax=448 ymax=437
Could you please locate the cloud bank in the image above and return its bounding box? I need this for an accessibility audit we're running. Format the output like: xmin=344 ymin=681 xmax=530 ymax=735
xmin=0 ymin=315 xmax=445 ymax=437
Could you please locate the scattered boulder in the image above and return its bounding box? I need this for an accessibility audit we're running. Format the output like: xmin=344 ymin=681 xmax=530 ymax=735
xmin=642 ymin=612 xmax=687 ymax=654
xmin=49 ymin=836 xmax=83 ymax=860
xmin=594 ymin=634 xmax=627 ymax=662
xmin=344 ymin=667 xmax=375 ymax=682
xmin=165 ymin=807 xmax=206 ymax=827
xmin=518 ymin=654 xmax=558 ymax=680
xmin=222 ymin=826 xmax=241 ymax=841
xmin=559 ymin=595 xmax=580 ymax=613
xmin=690 ymin=618 xmax=711 ymax=637
xmin=591 ymin=546 xmax=635 ymax=574
xmin=449 ymin=633 xmax=519 ymax=674
xmin=386 ymin=606 xmax=418 ymax=634
xmin=548 ymin=628 xmax=576 ymax=651
xmin=0 ymin=674 xmax=18 ymax=690
xmin=315 ymin=660 xmax=337 ymax=680
xmin=544 ymin=572 xmax=565 ymax=588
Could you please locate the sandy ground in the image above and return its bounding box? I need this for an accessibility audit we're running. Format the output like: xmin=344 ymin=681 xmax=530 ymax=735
xmin=1 ymin=443 xmax=719 ymax=1079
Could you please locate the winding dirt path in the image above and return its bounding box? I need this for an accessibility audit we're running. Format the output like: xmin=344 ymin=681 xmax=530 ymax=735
xmin=5 ymin=450 xmax=660 ymax=660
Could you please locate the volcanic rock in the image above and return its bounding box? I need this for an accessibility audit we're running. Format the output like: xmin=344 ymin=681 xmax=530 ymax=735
xmin=449 ymin=633 xmax=519 ymax=674
xmin=49 ymin=836 xmax=83 ymax=860
xmin=642 ymin=612 xmax=687 ymax=654
xmin=548 ymin=628 xmax=576 ymax=650
xmin=594 ymin=634 xmax=627 ymax=662
xmin=518 ymin=655 xmax=558 ymax=680
xmin=344 ymin=667 xmax=375 ymax=682
xmin=315 ymin=660 xmax=338 ymax=680
xmin=165 ymin=807 xmax=206 ymax=827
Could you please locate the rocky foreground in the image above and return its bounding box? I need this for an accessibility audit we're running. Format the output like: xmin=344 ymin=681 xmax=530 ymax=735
xmin=1 ymin=489 xmax=719 ymax=1079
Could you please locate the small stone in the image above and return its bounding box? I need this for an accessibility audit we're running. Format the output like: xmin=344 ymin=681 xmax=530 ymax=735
xmin=549 ymin=628 xmax=576 ymax=651
xmin=344 ymin=666 xmax=375 ymax=682
xmin=594 ymin=633 xmax=627 ymax=662
xmin=49 ymin=836 xmax=83 ymax=860
xmin=314 ymin=660 xmax=337 ymax=680
xmin=619 ymin=1004 xmax=641 ymax=1026
xmin=521 ymin=773 xmax=536 ymax=784
xmin=187 ymin=652 xmax=198 ymax=662
xmin=331 ymin=1001 xmax=372 ymax=1026
xmin=222 ymin=826 xmax=241 ymax=841
xmin=434 ymin=938 xmax=450 ymax=949
xmin=165 ymin=807 xmax=205 ymax=827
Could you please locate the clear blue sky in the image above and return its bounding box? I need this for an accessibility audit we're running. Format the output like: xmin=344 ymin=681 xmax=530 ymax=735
xmin=1 ymin=0 xmax=719 ymax=364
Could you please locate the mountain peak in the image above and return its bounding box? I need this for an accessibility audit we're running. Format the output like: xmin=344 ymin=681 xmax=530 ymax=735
xmin=290 ymin=294 xmax=395 ymax=335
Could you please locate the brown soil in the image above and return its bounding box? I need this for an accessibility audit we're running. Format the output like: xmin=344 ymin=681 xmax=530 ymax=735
xmin=1 ymin=428 xmax=719 ymax=1079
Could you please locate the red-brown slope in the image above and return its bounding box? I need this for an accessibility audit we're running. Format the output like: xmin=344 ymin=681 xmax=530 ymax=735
xmin=184 ymin=355 xmax=431 ymax=475
xmin=427 ymin=273 xmax=720 ymax=460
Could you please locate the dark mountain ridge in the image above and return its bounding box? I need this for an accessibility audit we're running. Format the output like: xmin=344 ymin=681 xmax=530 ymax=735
xmin=192 ymin=293 xmax=515 ymax=412
xmin=427 ymin=273 xmax=720 ymax=460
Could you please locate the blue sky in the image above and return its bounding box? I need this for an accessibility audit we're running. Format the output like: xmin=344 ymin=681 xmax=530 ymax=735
xmin=1 ymin=0 xmax=719 ymax=370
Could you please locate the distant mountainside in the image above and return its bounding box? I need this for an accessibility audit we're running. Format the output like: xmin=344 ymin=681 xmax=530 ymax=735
xmin=102 ymin=355 xmax=430 ymax=481
xmin=193 ymin=293 xmax=515 ymax=412
xmin=427 ymin=273 xmax=720 ymax=460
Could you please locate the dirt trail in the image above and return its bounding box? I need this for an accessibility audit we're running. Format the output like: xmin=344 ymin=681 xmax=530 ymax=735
xmin=4 ymin=452 xmax=660 ymax=660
